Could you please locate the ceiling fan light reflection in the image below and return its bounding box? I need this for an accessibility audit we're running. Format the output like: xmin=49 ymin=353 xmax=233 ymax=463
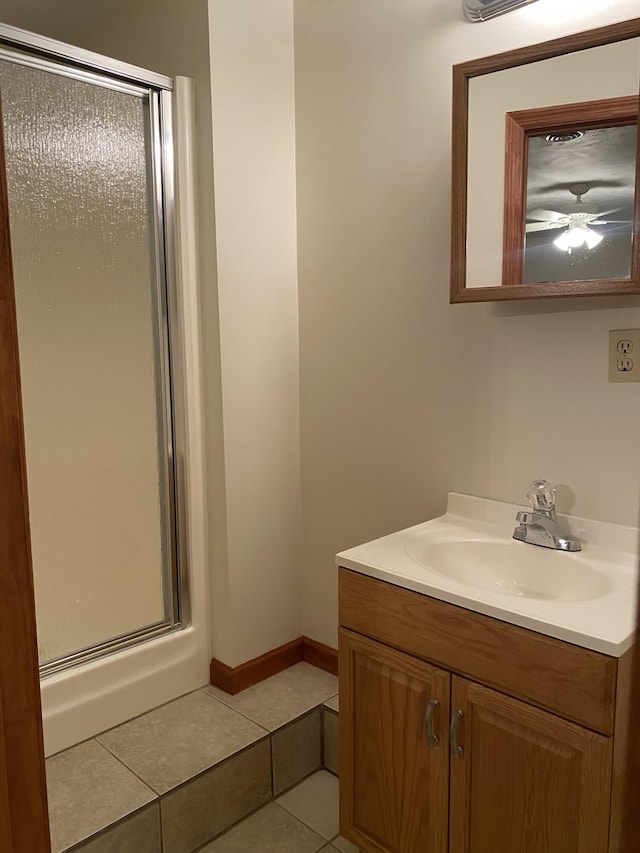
xmin=584 ymin=229 xmax=603 ymax=250
xmin=553 ymin=230 xmax=572 ymax=252
xmin=553 ymin=225 xmax=603 ymax=252
xmin=567 ymin=227 xmax=588 ymax=249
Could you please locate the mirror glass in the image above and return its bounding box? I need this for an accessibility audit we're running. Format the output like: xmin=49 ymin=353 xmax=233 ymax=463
xmin=452 ymin=24 xmax=640 ymax=302
xmin=524 ymin=123 xmax=637 ymax=284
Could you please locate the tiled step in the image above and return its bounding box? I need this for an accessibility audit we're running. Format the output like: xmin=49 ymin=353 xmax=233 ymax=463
xmin=322 ymin=695 xmax=339 ymax=776
xmin=201 ymin=771 xmax=357 ymax=853
xmin=46 ymin=662 xmax=338 ymax=853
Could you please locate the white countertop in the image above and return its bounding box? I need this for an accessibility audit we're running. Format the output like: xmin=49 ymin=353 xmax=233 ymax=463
xmin=336 ymin=493 xmax=638 ymax=657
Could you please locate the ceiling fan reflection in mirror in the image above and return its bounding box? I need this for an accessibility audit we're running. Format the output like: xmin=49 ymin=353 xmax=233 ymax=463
xmin=526 ymin=183 xmax=632 ymax=253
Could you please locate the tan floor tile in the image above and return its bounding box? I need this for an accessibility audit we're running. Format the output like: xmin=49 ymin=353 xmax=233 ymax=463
xmin=72 ymin=805 xmax=161 ymax=853
xmin=323 ymin=709 xmax=338 ymax=776
xmin=161 ymin=740 xmax=271 ymax=853
xmin=200 ymin=802 xmax=326 ymax=852
xmin=276 ymin=770 xmax=339 ymax=840
xmin=97 ymin=690 xmax=266 ymax=794
xmin=46 ymin=740 xmax=156 ymax=853
xmin=272 ymin=709 xmax=322 ymax=795
xmin=206 ymin=663 xmax=338 ymax=731
xmin=332 ymin=834 xmax=360 ymax=853
xmin=324 ymin=695 xmax=339 ymax=712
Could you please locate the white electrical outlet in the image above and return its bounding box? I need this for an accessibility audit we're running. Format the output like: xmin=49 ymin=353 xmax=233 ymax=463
xmin=609 ymin=330 xmax=640 ymax=382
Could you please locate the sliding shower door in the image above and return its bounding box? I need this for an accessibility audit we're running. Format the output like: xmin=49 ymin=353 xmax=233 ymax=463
xmin=0 ymin=45 xmax=185 ymax=673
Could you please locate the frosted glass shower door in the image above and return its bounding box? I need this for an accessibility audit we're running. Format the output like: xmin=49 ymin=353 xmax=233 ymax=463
xmin=0 ymin=56 xmax=180 ymax=669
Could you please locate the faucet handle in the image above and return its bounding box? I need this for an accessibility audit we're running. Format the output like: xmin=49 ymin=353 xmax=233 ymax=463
xmin=527 ymin=480 xmax=556 ymax=512
xmin=516 ymin=510 xmax=535 ymax=524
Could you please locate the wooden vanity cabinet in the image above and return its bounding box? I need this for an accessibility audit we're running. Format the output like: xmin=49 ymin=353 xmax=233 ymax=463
xmin=339 ymin=631 xmax=450 ymax=853
xmin=448 ymin=677 xmax=612 ymax=853
xmin=338 ymin=568 xmax=630 ymax=853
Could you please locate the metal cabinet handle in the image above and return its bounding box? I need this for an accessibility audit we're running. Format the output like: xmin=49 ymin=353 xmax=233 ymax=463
xmin=424 ymin=699 xmax=440 ymax=749
xmin=450 ymin=709 xmax=464 ymax=759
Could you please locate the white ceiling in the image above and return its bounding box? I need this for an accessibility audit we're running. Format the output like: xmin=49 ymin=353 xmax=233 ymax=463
xmin=526 ymin=125 xmax=637 ymax=220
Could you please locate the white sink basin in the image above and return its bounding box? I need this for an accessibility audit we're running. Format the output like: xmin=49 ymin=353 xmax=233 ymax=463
xmin=336 ymin=493 xmax=638 ymax=656
xmin=408 ymin=538 xmax=611 ymax=602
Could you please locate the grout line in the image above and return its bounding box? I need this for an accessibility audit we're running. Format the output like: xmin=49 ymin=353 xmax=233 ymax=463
xmin=202 ymin=683 xmax=335 ymax=735
xmin=203 ymin=667 xmax=338 ymax=728
xmin=95 ymin=723 xmax=273 ymax=799
xmin=191 ymin=784 xmax=336 ymax=853
xmin=323 ymin=692 xmax=339 ymax=713
xmin=189 ymin=800 xmax=277 ymax=852
xmin=269 ymin=734 xmax=275 ymax=798
xmin=274 ymin=764 xmax=325 ymax=800
xmin=273 ymin=775 xmax=339 ymax=842
xmin=200 ymin=686 xmax=275 ymax=731
xmin=158 ymin=795 xmax=165 ymax=853
xmin=60 ymin=802 xmax=157 ymax=853
xmin=45 ymin=685 xmax=210 ymax=761
xmin=45 ymin=730 xmax=105 ymax=762
xmin=93 ymin=738 xmax=162 ymax=798
xmin=273 ymin=798 xmax=331 ymax=839
xmin=92 ymin=685 xmax=208 ymax=743
xmin=160 ymin=751 xmax=274 ymax=851
xmin=161 ymin=734 xmax=273 ymax=799
xmin=272 ymin=708 xmax=325 ymax=796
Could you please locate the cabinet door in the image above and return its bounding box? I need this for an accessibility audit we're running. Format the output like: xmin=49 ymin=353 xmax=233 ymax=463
xmin=449 ymin=676 xmax=613 ymax=853
xmin=339 ymin=628 xmax=450 ymax=853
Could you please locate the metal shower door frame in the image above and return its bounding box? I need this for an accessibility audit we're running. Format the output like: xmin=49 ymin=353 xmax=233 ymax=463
xmin=0 ymin=23 xmax=190 ymax=676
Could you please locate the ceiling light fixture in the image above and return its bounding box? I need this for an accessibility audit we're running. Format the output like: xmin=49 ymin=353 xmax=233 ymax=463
xmin=553 ymin=224 xmax=603 ymax=253
xmin=463 ymin=0 xmax=540 ymax=22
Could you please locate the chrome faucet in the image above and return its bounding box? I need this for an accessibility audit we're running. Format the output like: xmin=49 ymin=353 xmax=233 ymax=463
xmin=512 ymin=480 xmax=581 ymax=552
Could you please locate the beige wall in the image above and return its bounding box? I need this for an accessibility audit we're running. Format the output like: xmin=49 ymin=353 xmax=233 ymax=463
xmin=5 ymin=0 xmax=640 ymax=663
xmin=295 ymin=0 xmax=640 ymax=647
xmin=207 ymin=0 xmax=301 ymax=664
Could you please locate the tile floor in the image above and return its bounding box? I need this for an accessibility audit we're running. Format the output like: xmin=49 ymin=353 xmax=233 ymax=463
xmin=200 ymin=770 xmax=359 ymax=853
xmin=46 ymin=663 xmax=340 ymax=853
xmin=206 ymin=665 xmax=339 ymax=732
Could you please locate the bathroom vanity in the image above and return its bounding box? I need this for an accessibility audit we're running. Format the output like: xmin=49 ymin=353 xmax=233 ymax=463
xmin=336 ymin=494 xmax=636 ymax=853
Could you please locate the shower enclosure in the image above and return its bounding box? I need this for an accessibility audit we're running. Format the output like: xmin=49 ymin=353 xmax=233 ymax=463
xmin=0 ymin=24 xmax=208 ymax=754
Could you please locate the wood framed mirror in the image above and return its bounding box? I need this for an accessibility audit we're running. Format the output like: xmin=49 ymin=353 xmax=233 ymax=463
xmin=451 ymin=18 xmax=640 ymax=303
